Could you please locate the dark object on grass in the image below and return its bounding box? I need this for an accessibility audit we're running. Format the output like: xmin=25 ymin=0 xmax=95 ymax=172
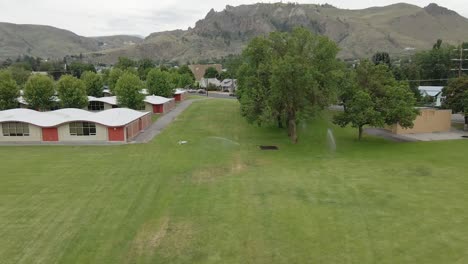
xmin=259 ymin=146 xmax=279 ymax=150
xmin=462 ymin=136 xmax=468 ymax=139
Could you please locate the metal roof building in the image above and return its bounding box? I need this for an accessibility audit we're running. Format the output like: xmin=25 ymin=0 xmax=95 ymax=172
xmin=0 ymin=108 xmax=151 ymax=143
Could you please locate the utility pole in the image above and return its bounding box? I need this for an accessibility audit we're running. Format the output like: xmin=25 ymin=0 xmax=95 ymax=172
xmin=451 ymin=44 xmax=468 ymax=78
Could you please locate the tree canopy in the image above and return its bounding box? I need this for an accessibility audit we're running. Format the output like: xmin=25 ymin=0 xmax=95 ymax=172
xmin=23 ymin=75 xmax=56 ymax=111
xmin=334 ymin=60 xmax=419 ymax=140
xmin=56 ymin=75 xmax=88 ymax=109
xmin=237 ymin=27 xmax=341 ymax=143
xmin=68 ymin=62 xmax=96 ymax=78
xmin=0 ymin=70 xmax=20 ymax=110
xmin=81 ymin=71 xmax=104 ymax=97
xmin=442 ymin=76 xmax=468 ymax=130
xmin=204 ymin=67 xmax=219 ymax=78
xmin=115 ymin=72 xmax=145 ymax=110
xmin=108 ymin=68 xmax=124 ymax=93
xmin=146 ymin=69 xmax=174 ymax=97
xmin=115 ymin=57 xmax=136 ymax=71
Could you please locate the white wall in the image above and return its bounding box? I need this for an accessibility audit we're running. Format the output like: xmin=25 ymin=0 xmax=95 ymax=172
xmin=57 ymin=123 xmax=108 ymax=142
xmin=0 ymin=123 xmax=42 ymax=142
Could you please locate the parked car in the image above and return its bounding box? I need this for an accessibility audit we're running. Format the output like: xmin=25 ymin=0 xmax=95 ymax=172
xmin=197 ymin=89 xmax=207 ymax=94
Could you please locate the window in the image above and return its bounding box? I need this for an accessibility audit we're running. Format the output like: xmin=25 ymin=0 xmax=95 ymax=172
xmin=88 ymin=101 xmax=105 ymax=111
xmin=2 ymin=122 xmax=30 ymax=137
xmin=69 ymin=122 xmax=97 ymax=136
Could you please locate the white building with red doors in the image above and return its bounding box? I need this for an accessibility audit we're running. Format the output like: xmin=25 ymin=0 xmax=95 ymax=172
xmin=144 ymin=96 xmax=176 ymax=114
xmin=174 ymin=89 xmax=187 ymax=102
xmin=0 ymin=108 xmax=151 ymax=143
xmin=87 ymin=96 xmax=175 ymax=114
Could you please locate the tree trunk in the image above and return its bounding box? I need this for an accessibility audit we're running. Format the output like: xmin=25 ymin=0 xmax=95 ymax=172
xmin=358 ymin=126 xmax=363 ymax=141
xmin=277 ymin=115 xmax=283 ymax=129
xmin=288 ymin=111 xmax=297 ymax=144
xmin=465 ymin=114 xmax=468 ymax=131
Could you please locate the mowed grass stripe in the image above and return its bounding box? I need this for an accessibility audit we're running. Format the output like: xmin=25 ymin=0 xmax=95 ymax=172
xmin=0 ymin=99 xmax=468 ymax=263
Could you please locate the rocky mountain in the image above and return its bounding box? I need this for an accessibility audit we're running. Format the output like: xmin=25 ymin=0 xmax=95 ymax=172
xmin=91 ymin=2 xmax=468 ymax=64
xmin=0 ymin=22 xmax=143 ymax=60
xmin=2 ymin=3 xmax=468 ymax=63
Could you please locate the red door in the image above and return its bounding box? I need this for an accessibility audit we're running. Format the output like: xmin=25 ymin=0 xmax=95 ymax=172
xmin=42 ymin=128 xmax=59 ymax=142
xmin=108 ymin=127 xmax=125 ymax=141
xmin=153 ymin=104 xmax=164 ymax=113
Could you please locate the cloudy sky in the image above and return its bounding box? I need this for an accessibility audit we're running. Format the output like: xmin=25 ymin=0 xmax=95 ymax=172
xmin=0 ymin=0 xmax=466 ymax=37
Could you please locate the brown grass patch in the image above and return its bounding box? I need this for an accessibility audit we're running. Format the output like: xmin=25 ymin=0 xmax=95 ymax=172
xmin=159 ymin=221 xmax=195 ymax=257
xmin=191 ymin=153 xmax=248 ymax=183
xmin=126 ymin=217 xmax=170 ymax=262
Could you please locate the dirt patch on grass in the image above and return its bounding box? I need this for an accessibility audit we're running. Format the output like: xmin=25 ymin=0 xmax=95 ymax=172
xmin=192 ymin=153 xmax=247 ymax=183
xmin=159 ymin=221 xmax=195 ymax=257
xmin=126 ymin=217 xmax=170 ymax=261
xmin=126 ymin=218 xmax=196 ymax=262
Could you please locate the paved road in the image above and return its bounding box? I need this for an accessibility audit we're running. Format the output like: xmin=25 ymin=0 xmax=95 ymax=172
xmin=131 ymin=99 xmax=201 ymax=143
xmin=206 ymin=92 xmax=237 ymax=100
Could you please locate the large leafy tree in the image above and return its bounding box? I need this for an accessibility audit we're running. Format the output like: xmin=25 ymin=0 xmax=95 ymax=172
xmin=146 ymin=69 xmax=174 ymax=97
xmin=442 ymin=76 xmax=468 ymax=130
xmin=23 ymin=75 xmax=56 ymax=111
xmin=372 ymin=52 xmax=391 ymax=67
xmin=178 ymin=65 xmax=195 ymax=81
xmin=108 ymin=68 xmax=123 ymax=93
xmin=115 ymin=72 xmax=145 ymax=110
xmin=204 ymin=67 xmax=219 ymax=78
xmin=115 ymin=57 xmax=136 ymax=71
xmin=334 ymin=61 xmax=418 ymax=140
xmin=56 ymin=75 xmax=88 ymax=109
xmin=414 ymin=39 xmax=455 ymax=86
xmin=68 ymin=62 xmax=95 ymax=78
xmin=81 ymin=71 xmax=104 ymax=97
xmin=0 ymin=70 xmax=20 ymax=110
xmin=177 ymin=73 xmax=194 ymax=88
xmin=238 ymin=28 xmax=341 ymax=143
xmin=7 ymin=65 xmax=31 ymax=88
xmin=137 ymin=58 xmax=155 ymax=80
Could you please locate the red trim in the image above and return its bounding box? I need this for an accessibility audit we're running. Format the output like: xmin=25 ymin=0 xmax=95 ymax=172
xmin=108 ymin=127 xmax=125 ymax=141
xmin=174 ymin=94 xmax=182 ymax=102
xmin=42 ymin=128 xmax=59 ymax=142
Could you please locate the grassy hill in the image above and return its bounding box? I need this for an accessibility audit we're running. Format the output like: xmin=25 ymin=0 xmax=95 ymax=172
xmin=92 ymin=3 xmax=468 ymax=63
xmin=0 ymin=22 xmax=142 ymax=60
xmin=1 ymin=99 xmax=468 ymax=263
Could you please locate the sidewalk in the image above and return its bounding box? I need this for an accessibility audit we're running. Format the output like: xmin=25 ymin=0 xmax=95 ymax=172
xmin=130 ymin=99 xmax=201 ymax=143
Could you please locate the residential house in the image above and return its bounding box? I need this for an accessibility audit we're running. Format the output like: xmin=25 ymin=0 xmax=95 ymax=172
xmin=418 ymin=86 xmax=445 ymax=107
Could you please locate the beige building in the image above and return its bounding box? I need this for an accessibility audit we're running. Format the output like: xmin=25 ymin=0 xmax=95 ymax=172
xmin=387 ymin=108 xmax=452 ymax=134
xmin=0 ymin=108 xmax=152 ymax=143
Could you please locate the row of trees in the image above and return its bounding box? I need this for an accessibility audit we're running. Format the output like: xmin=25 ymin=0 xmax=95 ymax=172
xmin=237 ymin=28 xmax=419 ymax=143
xmin=0 ymin=58 xmax=196 ymax=111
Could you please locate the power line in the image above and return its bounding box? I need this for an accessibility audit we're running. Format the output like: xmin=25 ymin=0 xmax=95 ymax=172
xmin=451 ymin=46 xmax=468 ymax=78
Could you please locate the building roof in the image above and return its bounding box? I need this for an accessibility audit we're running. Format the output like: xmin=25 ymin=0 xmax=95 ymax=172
xmin=144 ymin=95 xmax=174 ymax=105
xmin=221 ymin=79 xmax=238 ymax=87
xmin=89 ymin=95 xmax=173 ymax=106
xmin=189 ymin=64 xmax=223 ymax=81
xmin=200 ymin=78 xmax=221 ymax=88
xmin=418 ymin=86 xmax=444 ymax=97
xmin=174 ymin=89 xmax=187 ymax=95
xmin=0 ymin=108 xmax=149 ymax=127
xmin=88 ymin=96 xmax=118 ymax=106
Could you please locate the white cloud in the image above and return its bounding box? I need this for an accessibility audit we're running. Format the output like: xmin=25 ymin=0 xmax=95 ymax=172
xmin=0 ymin=0 xmax=467 ymax=36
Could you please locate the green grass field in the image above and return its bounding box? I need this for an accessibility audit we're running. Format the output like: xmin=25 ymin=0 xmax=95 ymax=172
xmin=1 ymin=99 xmax=468 ymax=264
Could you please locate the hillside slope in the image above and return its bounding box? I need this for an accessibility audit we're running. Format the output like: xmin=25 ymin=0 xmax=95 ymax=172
xmin=92 ymin=3 xmax=468 ymax=63
xmin=0 ymin=22 xmax=142 ymax=60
